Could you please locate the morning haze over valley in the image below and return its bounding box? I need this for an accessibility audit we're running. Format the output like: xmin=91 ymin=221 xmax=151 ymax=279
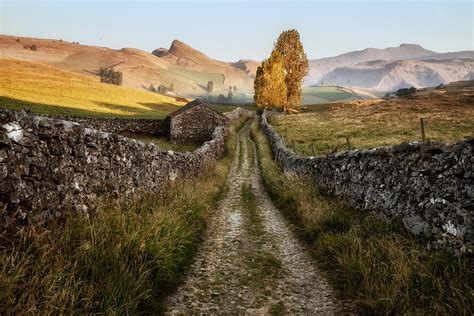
xmin=0 ymin=0 xmax=473 ymax=314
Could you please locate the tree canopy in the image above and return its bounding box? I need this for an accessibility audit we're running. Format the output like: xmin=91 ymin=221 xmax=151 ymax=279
xmin=254 ymin=50 xmax=287 ymax=110
xmin=254 ymin=29 xmax=309 ymax=113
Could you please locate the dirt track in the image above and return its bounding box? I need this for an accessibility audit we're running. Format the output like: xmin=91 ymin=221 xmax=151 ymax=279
xmin=166 ymin=121 xmax=340 ymax=315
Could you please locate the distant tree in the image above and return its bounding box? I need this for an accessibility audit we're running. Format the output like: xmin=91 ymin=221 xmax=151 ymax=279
xmin=157 ymin=84 xmax=167 ymax=94
xmin=169 ymin=83 xmax=174 ymax=92
xmin=274 ymin=29 xmax=309 ymax=112
xmin=149 ymin=84 xmax=156 ymax=92
xmin=227 ymin=90 xmax=233 ymax=101
xmin=15 ymin=38 xmax=20 ymax=43
xmin=229 ymin=85 xmax=232 ymax=91
xmin=233 ymin=85 xmax=237 ymax=91
xmin=30 ymin=44 xmax=38 ymax=51
xmin=217 ymin=94 xmax=227 ymax=103
xmin=254 ymin=50 xmax=287 ymax=111
xmin=207 ymin=81 xmax=214 ymax=94
xmin=117 ymin=72 xmax=123 ymax=86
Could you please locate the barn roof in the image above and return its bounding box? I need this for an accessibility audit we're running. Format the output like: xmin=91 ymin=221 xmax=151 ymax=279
xmin=167 ymin=99 xmax=224 ymax=119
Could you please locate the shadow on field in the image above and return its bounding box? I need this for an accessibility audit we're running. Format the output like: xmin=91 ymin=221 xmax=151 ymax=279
xmin=0 ymin=96 xmax=102 ymax=117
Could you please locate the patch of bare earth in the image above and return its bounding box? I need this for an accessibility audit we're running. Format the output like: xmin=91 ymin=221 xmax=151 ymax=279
xmin=166 ymin=122 xmax=341 ymax=314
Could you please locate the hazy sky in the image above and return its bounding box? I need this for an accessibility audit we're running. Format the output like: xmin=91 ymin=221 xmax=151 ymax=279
xmin=1 ymin=0 xmax=472 ymax=61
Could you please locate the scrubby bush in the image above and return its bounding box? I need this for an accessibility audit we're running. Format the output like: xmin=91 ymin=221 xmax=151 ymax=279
xmin=396 ymin=87 xmax=417 ymax=97
xmin=217 ymin=94 xmax=227 ymax=103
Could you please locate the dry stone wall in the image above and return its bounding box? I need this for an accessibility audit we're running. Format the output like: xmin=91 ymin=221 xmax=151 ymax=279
xmin=48 ymin=115 xmax=169 ymax=136
xmin=260 ymin=111 xmax=474 ymax=253
xmin=0 ymin=109 xmax=229 ymax=228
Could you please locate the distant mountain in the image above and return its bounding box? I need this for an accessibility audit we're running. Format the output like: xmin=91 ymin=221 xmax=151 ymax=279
xmin=307 ymin=44 xmax=474 ymax=91
xmin=150 ymin=39 xmax=258 ymax=101
xmin=307 ymin=44 xmax=434 ymax=84
xmin=321 ymin=59 xmax=474 ymax=91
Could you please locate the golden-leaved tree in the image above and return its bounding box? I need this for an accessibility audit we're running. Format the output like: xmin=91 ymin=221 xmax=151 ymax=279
xmin=254 ymin=50 xmax=287 ymax=110
xmin=254 ymin=29 xmax=308 ymax=113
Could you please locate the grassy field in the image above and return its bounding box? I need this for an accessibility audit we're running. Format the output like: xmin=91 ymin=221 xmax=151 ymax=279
xmin=302 ymin=86 xmax=374 ymax=105
xmin=0 ymin=117 xmax=246 ymax=314
xmin=0 ymin=58 xmax=185 ymax=118
xmin=271 ymin=86 xmax=474 ymax=156
xmin=251 ymin=117 xmax=474 ymax=315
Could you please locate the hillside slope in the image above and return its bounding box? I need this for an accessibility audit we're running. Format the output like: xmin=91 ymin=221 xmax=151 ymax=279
xmin=0 ymin=58 xmax=184 ymax=118
xmin=0 ymin=35 xmax=257 ymax=102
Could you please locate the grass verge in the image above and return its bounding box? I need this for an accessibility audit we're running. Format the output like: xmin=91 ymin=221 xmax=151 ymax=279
xmin=251 ymin=117 xmax=474 ymax=315
xmin=0 ymin=119 xmax=245 ymax=314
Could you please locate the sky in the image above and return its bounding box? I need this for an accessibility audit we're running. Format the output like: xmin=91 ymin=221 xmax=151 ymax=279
xmin=1 ymin=0 xmax=472 ymax=61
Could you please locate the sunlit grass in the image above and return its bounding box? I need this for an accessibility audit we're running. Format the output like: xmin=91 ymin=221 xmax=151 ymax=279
xmin=0 ymin=58 xmax=185 ymax=118
xmin=251 ymin=117 xmax=474 ymax=315
xmin=271 ymin=98 xmax=474 ymax=156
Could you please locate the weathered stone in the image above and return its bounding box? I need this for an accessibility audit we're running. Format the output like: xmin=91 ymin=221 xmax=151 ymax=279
xmin=260 ymin=110 xmax=474 ymax=254
xmin=0 ymin=107 xmax=252 ymax=229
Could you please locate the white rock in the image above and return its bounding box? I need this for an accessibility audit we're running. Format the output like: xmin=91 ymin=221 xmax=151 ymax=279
xmin=7 ymin=129 xmax=24 ymax=142
xmin=2 ymin=122 xmax=21 ymax=132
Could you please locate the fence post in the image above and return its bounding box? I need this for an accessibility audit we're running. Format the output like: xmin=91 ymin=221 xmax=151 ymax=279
xmin=345 ymin=137 xmax=352 ymax=150
xmin=420 ymin=118 xmax=426 ymax=142
xmin=291 ymin=139 xmax=296 ymax=153
xmin=311 ymin=143 xmax=316 ymax=156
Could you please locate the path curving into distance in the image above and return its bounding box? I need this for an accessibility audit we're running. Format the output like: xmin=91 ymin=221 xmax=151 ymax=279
xmin=166 ymin=121 xmax=341 ymax=315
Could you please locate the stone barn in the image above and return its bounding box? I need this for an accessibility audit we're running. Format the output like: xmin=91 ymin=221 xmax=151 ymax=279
xmin=167 ymin=99 xmax=229 ymax=144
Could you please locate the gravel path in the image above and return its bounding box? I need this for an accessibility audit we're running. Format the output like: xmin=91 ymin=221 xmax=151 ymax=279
xmin=166 ymin=122 xmax=341 ymax=315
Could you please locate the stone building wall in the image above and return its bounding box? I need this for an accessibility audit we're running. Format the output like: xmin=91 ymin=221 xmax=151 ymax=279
xmin=169 ymin=104 xmax=229 ymax=144
xmin=260 ymin=111 xmax=474 ymax=253
xmin=0 ymin=109 xmax=228 ymax=228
